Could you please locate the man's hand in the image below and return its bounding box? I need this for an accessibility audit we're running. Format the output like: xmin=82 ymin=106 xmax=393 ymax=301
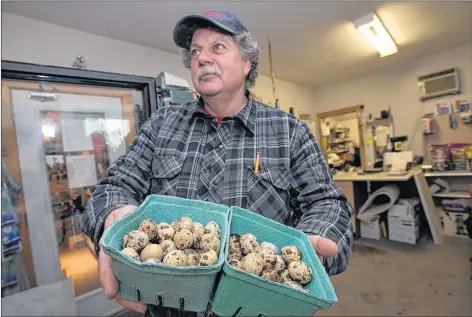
xmin=308 ymin=235 xmax=338 ymax=262
xmin=98 ymin=205 xmax=147 ymax=314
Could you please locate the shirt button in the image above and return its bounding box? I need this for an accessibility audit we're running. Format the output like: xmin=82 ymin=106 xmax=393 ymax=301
xmin=213 ymin=179 xmax=219 ymax=185
xmin=218 ymin=144 xmax=224 ymax=150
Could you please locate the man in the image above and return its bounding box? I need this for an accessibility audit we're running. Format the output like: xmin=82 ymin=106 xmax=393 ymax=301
xmin=81 ymin=9 xmax=353 ymax=315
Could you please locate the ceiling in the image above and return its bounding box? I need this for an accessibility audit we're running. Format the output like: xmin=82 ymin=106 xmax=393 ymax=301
xmin=2 ymin=1 xmax=471 ymax=88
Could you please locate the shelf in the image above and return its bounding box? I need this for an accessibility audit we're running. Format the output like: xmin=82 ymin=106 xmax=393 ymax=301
xmin=366 ymin=118 xmax=393 ymax=126
xmin=424 ymin=171 xmax=472 ymax=177
xmin=432 ymin=191 xmax=470 ymax=199
xmin=328 ymin=139 xmax=352 ymax=145
xmin=332 ymin=149 xmax=349 ymax=154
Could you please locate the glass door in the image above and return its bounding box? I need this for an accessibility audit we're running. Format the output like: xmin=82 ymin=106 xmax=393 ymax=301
xmin=3 ymin=79 xmax=145 ymax=316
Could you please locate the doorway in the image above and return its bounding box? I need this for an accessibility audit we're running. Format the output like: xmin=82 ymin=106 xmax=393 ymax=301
xmin=1 ymin=61 xmax=156 ymax=316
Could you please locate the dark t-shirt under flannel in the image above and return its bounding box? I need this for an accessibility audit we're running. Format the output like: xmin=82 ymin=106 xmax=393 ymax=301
xmin=81 ymin=92 xmax=354 ymax=275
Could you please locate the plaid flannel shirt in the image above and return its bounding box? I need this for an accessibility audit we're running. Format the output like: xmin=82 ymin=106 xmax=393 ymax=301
xmin=80 ymin=91 xmax=353 ymax=275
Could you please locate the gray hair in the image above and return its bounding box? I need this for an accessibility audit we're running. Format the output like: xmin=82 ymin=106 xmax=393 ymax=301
xmin=181 ymin=24 xmax=260 ymax=89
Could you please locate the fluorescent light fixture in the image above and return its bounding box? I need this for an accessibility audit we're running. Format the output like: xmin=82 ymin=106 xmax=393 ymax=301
xmin=354 ymin=12 xmax=398 ymax=57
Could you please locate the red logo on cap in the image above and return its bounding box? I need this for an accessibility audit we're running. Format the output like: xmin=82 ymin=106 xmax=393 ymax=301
xmin=204 ymin=11 xmax=226 ymax=18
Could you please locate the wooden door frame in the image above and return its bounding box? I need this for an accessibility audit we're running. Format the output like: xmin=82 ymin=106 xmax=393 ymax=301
xmin=316 ymin=104 xmax=367 ymax=169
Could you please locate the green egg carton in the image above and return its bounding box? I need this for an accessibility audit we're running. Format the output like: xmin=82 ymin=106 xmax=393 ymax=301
xmin=211 ymin=206 xmax=338 ymax=316
xmin=100 ymin=195 xmax=230 ymax=313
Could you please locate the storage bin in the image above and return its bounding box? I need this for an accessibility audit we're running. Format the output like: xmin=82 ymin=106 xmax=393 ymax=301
xmin=211 ymin=206 xmax=338 ymax=316
xmin=101 ymin=195 xmax=230 ymax=312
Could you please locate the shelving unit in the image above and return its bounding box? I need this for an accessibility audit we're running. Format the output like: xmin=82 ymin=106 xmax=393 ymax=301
xmin=432 ymin=191 xmax=470 ymax=199
xmin=424 ymin=171 xmax=472 ymax=177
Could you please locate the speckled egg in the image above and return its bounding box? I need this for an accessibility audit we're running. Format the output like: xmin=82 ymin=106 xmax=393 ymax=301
xmin=228 ymin=245 xmax=243 ymax=261
xmin=201 ymin=233 xmax=221 ymax=254
xmin=183 ymin=249 xmax=199 ymax=266
xmin=193 ymin=222 xmax=205 ymax=236
xmin=175 ymin=217 xmax=194 ymax=233
xmin=144 ymin=258 xmax=161 ymax=264
xmin=279 ymin=269 xmax=294 ymax=283
xmin=140 ymin=243 xmax=164 ymax=261
xmin=158 ymin=223 xmax=175 ymax=241
xmin=138 ymin=219 xmax=159 ymax=241
xmin=229 ymin=234 xmax=240 ymax=245
xmin=281 ymin=246 xmax=302 ymax=263
xmin=260 ymin=242 xmax=278 ymax=255
xmin=228 ymin=259 xmax=244 ymax=270
xmin=261 ymin=269 xmax=280 ymax=282
xmin=274 ymin=255 xmax=286 ymax=272
xmin=240 ymin=235 xmax=260 ymax=255
xmin=159 ymin=239 xmax=177 ymax=254
xmin=174 ymin=229 xmax=194 ymax=250
xmin=284 ymin=280 xmax=305 ymax=292
xmin=260 ymin=251 xmax=278 ymax=270
xmin=288 ymin=261 xmax=313 ymax=284
xmin=199 ymin=249 xmax=218 ymax=266
xmin=204 ymin=221 xmax=221 ymax=238
xmin=193 ymin=232 xmax=203 ymax=249
xmin=121 ymin=247 xmax=140 ymax=261
xmin=241 ymin=252 xmax=264 ymax=275
xmin=122 ymin=230 xmax=149 ymax=251
xmin=163 ymin=250 xmax=188 ymax=266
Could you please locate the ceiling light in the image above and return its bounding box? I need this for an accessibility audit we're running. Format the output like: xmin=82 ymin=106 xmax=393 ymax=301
xmin=354 ymin=12 xmax=398 ymax=57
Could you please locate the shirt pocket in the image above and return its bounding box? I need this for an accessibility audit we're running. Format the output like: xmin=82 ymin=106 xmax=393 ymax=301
xmin=150 ymin=155 xmax=184 ymax=196
xmin=246 ymin=164 xmax=291 ymax=223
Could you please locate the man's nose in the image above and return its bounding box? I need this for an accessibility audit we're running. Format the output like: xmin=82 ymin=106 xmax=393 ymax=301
xmin=197 ymin=47 xmax=213 ymax=64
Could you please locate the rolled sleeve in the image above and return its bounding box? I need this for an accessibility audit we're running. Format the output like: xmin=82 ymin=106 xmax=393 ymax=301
xmin=80 ymin=112 xmax=161 ymax=253
xmin=289 ymin=121 xmax=354 ymax=275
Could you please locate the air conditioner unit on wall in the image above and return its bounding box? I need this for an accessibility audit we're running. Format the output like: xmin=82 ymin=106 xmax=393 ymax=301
xmin=417 ymin=67 xmax=461 ymax=102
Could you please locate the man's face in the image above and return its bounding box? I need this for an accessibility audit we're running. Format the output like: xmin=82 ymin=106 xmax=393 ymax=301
xmin=189 ymin=28 xmax=251 ymax=97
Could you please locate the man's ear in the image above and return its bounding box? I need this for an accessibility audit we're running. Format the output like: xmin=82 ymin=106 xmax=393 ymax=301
xmin=243 ymin=59 xmax=251 ymax=77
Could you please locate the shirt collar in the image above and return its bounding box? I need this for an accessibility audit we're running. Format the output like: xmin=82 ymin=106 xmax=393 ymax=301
xmin=191 ymin=90 xmax=256 ymax=135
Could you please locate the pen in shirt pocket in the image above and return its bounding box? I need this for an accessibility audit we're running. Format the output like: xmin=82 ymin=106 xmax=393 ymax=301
xmin=254 ymin=151 xmax=260 ymax=174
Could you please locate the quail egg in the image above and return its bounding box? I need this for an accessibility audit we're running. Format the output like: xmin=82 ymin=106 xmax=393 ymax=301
xmin=228 ymin=259 xmax=244 ymax=270
xmin=140 ymin=243 xmax=164 ymax=261
xmin=174 ymin=229 xmax=194 ymax=250
xmin=284 ymin=280 xmax=305 ymax=292
xmin=204 ymin=221 xmax=221 ymax=238
xmin=163 ymin=250 xmax=188 ymax=266
xmin=229 ymin=234 xmax=240 ymax=244
xmin=260 ymin=242 xmax=278 ymax=255
xmin=193 ymin=232 xmax=203 ymax=249
xmin=274 ymin=255 xmax=286 ymax=272
xmin=240 ymin=235 xmax=260 ymax=255
xmin=228 ymin=245 xmax=243 ymax=261
xmin=144 ymin=258 xmax=161 ymax=264
xmin=121 ymin=247 xmax=140 ymax=261
xmin=193 ymin=222 xmax=205 ymax=236
xmin=199 ymin=249 xmax=218 ymax=266
xmin=281 ymin=246 xmax=302 ymax=263
xmin=241 ymin=252 xmax=264 ymax=275
xmin=175 ymin=217 xmax=194 ymax=233
xmin=159 ymin=239 xmax=177 ymax=254
xmin=123 ymin=230 xmax=149 ymax=251
xmin=158 ymin=223 xmax=175 ymax=241
xmin=138 ymin=219 xmax=159 ymax=241
xmin=183 ymin=249 xmax=199 ymax=266
xmin=260 ymin=251 xmax=278 ymax=270
xmin=279 ymin=269 xmax=294 ymax=283
xmin=288 ymin=261 xmax=313 ymax=284
xmin=261 ymin=269 xmax=280 ymax=282
xmin=201 ymin=233 xmax=221 ymax=254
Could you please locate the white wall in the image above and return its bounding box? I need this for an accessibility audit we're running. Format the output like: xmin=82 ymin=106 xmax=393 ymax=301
xmin=1 ymin=13 xmax=315 ymax=117
xmin=312 ymin=43 xmax=472 ymax=156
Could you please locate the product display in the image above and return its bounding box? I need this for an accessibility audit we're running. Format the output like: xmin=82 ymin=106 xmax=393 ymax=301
xmin=227 ymin=233 xmax=312 ymax=294
xmin=120 ymin=217 xmax=221 ymax=267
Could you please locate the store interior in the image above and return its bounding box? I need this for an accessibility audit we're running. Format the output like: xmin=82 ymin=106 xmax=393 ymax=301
xmin=1 ymin=1 xmax=471 ymax=316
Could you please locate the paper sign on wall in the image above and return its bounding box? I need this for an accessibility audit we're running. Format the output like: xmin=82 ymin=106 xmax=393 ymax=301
xmin=65 ymin=155 xmax=98 ymax=189
xmin=61 ymin=118 xmax=93 ymax=152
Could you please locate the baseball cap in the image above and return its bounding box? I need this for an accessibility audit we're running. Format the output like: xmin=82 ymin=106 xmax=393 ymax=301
xmin=173 ymin=10 xmax=247 ymax=48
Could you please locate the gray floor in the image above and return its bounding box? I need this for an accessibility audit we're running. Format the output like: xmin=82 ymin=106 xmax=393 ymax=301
xmin=117 ymin=236 xmax=472 ymax=316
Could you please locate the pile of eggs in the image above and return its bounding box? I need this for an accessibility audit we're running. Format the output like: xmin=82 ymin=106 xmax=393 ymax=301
xmin=227 ymin=233 xmax=313 ymax=294
xmin=120 ymin=217 xmax=221 ymax=267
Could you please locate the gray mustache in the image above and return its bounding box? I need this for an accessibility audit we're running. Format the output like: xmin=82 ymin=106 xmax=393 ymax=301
xmin=197 ymin=66 xmax=222 ymax=80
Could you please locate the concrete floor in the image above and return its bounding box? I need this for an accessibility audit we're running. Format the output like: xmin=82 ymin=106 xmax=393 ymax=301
xmin=117 ymin=236 xmax=472 ymax=317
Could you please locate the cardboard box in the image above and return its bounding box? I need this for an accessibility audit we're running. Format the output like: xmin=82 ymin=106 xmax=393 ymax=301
xmin=388 ymin=199 xmax=421 ymax=244
xmin=440 ymin=210 xmax=470 ymax=238
xmin=360 ymin=217 xmax=381 ymax=240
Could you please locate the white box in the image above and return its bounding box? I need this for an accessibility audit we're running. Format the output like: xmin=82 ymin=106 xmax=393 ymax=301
xmin=440 ymin=211 xmax=470 ymax=238
xmin=388 ymin=199 xmax=421 ymax=244
xmin=360 ymin=217 xmax=382 ymax=240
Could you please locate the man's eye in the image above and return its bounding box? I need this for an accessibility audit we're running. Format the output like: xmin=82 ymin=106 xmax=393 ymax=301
xmin=190 ymin=49 xmax=200 ymax=57
xmin=214 ymin=43 xmax=225 ymax=51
